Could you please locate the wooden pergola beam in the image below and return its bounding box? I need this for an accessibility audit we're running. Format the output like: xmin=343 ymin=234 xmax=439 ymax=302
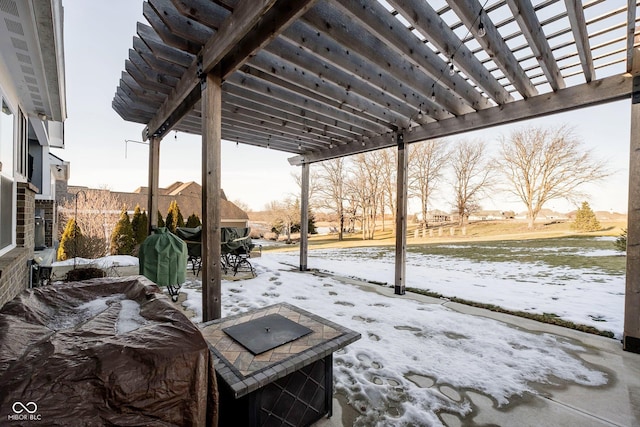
xmin=624 ymin=49 xmax=640 ymax=352
xmin=266 ymin=37 xmax=430 ymax=127
xmin=302 ymin=5 xmax=473 ymax=118
xmin=449 ymin=0 xmax=538 ymax=99
xmin=627 ymin=0 xmax=638 ymax=73
xmin=143 ymin=1 xmax=204 ymax=55
xmin=336 ymin=0 xmax=494 ymax=111
xmin=137 ymin=23 xmax=194 ymax=67
xmin=226 ymin=72 xmax=386 ymax=135
xmin=246 ymin=52 xmax=411 ymax=128
xmin=289 ymin=73 xmax=633 ymax=165
xmin=149 ymin=0 xmax=212 ymax=45
xmin=386 ymin=0 xmax=512 ymax=106
xmin=222 ymin=91 xmax=362 ymax=141
xmin=143 ymin=0 xmax=318 ymax=141
xmin=133 ymin=37 xmax=186 ymax=78
xmin=506 ymin=0 xmax=565 ymax=91
xmin=282 ymin=20 xmax=451 ymax=123
xmin=565 ymin=0 xmax=595 ymax=82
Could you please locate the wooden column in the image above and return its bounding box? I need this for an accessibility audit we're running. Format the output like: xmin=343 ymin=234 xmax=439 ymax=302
xmin=300 ymin=162 xmax=310 ymax=271
xmin=624 ymin=74 xmax=640 ymax=353
xmin=147 ymin=136 xmax=160 ymax=234
xmin=394 ymin=133 xmax=407 ymax=295
xmin=202 ymin=72 xmax=222 ymax=321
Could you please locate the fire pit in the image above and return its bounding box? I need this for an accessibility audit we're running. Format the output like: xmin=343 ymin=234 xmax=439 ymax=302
xmin=200 ymin=303 xmax=360 ymax=427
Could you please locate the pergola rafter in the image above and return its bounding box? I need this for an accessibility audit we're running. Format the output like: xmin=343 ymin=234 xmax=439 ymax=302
xmin=112 ymin=0 xmax=640 ymax=353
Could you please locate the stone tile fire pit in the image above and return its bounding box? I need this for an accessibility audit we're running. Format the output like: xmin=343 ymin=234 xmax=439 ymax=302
xmin=200 ymin=303 xmax=360 ymax=426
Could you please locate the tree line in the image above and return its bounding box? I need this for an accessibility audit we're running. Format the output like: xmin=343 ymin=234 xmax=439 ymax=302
xmin=57 ymin=198 xmax=201 ymax=261
xmin=303 ymin=125 xmax=608 ymax=240
xmin=57 ymin=124 xmax=609 ymax=258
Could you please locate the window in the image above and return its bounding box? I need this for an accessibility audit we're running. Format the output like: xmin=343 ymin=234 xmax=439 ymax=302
xmin=16 ymin=109 xmax=27 ymax=178
xmin=0 ymin=98 xmax=15 ymax=251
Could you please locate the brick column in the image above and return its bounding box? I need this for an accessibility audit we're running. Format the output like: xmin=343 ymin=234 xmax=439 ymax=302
xmin=16 ymin=182 xmax=37 ymax=251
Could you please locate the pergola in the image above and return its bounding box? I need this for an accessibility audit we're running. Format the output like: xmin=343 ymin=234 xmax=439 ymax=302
xmin=112 ymin=0 xmax=640 ymax=353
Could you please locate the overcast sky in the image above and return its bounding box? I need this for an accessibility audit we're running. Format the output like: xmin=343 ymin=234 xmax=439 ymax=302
xmin=54 ymin=0 xmax=630 ymax=213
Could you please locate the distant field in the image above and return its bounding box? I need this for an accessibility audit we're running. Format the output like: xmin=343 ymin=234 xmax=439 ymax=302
xmin=263 ymin=218 xmax=627 ymax=252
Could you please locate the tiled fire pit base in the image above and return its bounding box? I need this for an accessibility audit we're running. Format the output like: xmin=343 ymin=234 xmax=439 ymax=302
xmin=200 ymin=303 xmax=360 ymax=427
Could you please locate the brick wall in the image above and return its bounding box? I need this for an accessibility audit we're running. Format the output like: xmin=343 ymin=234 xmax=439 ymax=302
xmin=16 ymin=183 xmax=36 ymax=250
xmin=0 ymin=182 xmax=37 ymax=308
xmin=0 ymin=247 xmax=30 ymax=308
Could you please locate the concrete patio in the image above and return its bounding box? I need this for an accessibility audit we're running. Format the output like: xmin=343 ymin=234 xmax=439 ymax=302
xmin=311 ymin=279 xmax=640 ymax=426
xmin=165 ymin=265 xmax=639 ymax=426
xmin=47 ymin=262 xmax=639 ymax=426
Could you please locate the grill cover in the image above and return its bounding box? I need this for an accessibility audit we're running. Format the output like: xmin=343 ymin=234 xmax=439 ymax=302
xmin=138 ymin=227 xmax=187 ymax=286
xmin=0 ymin=277 xmax=217 ymax=426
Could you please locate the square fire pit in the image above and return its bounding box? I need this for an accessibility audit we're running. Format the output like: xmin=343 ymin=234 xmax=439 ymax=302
xmin=200 ymin=303 xmax=360 ymax=427
xmin=222 ymin=313 xmax=313 ymax=355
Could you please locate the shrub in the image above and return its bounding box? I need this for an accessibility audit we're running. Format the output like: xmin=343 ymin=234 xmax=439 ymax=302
xmin=65 ymin=267 xmax=106 ymax=282
xmin=165 ymin=200 xmax=184 ymax=233
xmin=131 ymin=205 xmax=148 ymax=244
xmin=57 ymin=217 xmax=84 ymax=261
xmin=185 ymin=213 xmax=201 ymax=228
xmin=614 ymin=228 xmax=627 ymax=252
xmin=110 ymin=208 xmax=136 ymax=255
xmin=572 ymin=201 xmax=600 ymax=232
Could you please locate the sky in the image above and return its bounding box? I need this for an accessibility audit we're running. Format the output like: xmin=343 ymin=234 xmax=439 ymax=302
xmin=54 ymin=1 xmax=631 ymax=213
xmin=54 ymin=246 xmax=620 ymax=425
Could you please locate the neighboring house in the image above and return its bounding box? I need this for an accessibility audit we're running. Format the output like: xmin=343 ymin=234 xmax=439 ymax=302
xmin=468 ymin=210 xmax=508 ymax=221
xmin=65 ymin=181 xmax=249 ymax=229
xmin=0 ymin=0 xmax=66 ymax=308
xmin=414 ymin=210 xmax=452 ymax=223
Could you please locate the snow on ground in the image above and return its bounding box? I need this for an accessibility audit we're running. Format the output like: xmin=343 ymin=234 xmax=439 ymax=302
xmin=179 ymin=254 xmax=612 ymax=426
xmin=53 ymin=255 xmax=139 ymax=269
xmin=64 ymin=239 xmax=622 ymax=425
xmin=268 ymin=243 xmax=624 ymax=338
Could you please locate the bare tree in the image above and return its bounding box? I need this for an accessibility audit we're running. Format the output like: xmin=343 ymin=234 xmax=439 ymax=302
xmin=291 ymin=169 xmax=320 ymax=210
xmin=499 ymin=125 xmax=609 ymax=229
xmin=451 ymin=139 xmax=494 ymax=225
xmin=409 ymin=139 xmax=451 ymax=229
xmin=347 ymin=152 xmax=384 ymax=240
xmin=315 ymin=158 xmax=347 ymax=240
xmin=378 ymin=148 xmax=396 ymax=232
xmin=58 ymin=188 xmax=122 ymax=258
xmin=265 ymin=198 xmax=299 ymax=242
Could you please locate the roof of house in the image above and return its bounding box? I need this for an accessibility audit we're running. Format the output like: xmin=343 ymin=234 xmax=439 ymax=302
xmin=67 ymin=182 xmax=247 ymax=221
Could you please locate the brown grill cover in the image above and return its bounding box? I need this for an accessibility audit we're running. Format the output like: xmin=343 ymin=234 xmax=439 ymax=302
xmin=0 ymin=276 xmax=217 ymax=426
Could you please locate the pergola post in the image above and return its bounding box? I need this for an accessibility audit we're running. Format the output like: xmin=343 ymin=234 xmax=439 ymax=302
xmin=300 ymin=162 xmax=310 ymax=271
xmin=147 ymin=136 xmax=160 ymax=234
xmin=202 ymin=72 xmax=222 ymax=322
xmin=624 ymin=74 xmax=640 ymax=353
xmin=394 ymin=133 xmax=407 ymax=295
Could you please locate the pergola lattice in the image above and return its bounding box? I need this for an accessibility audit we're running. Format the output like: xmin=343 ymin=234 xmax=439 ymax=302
xmin=112 ymin=0 xmax=640 ymax=353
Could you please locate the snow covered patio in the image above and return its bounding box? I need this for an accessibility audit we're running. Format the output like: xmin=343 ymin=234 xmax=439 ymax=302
xmin=175 ymin=253 xmax=639 ymax=426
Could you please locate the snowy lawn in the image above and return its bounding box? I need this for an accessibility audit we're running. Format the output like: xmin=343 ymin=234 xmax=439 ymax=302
xmin=266 ymin=236 xmax=625 ymax=339
xmin=179 ymin=252 xmax=613 ymax=426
